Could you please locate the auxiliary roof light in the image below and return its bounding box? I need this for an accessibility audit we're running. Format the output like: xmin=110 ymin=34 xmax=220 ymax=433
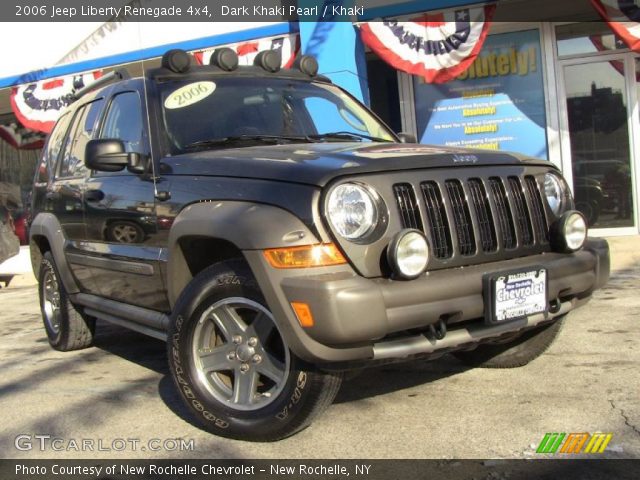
xmin=161 ymin=49 xmax=192 ymax=73
xmin=294 ymin=55 xmax=319 ymax=77
xmin=254 ymin=50 xmax=282 ymax=72
xmin=209 ymin=48 xmax=239 ymax=71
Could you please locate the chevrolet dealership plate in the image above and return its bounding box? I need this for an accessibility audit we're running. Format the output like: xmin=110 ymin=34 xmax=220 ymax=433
xmin=485 ymin=268 xmax=548 ymax=324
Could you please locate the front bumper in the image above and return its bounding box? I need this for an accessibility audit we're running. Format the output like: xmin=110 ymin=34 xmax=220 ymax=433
xmin=245 ymin=238 xmax=610 ymax=365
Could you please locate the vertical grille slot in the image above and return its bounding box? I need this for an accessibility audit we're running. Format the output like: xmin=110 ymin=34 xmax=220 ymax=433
xmin=488 ymin=177 xmax=517 ymax=250
xmin=393 ymin=183 xmax=423 ymax=231
xmin=525 ymin=176 xmax=549 ymax=243
xmin=508 ymin=176 xmax=534 ymax=246
xmin=445 ymin=179 xmax=476 ymax=256
xmin=420 ymin=181 xmax=453 ymax=259
xmin=468 ymin=178 xmax=497 ymax=253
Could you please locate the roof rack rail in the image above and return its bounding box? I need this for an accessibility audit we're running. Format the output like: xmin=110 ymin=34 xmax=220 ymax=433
xmin=71 ymin=69 xmax=130 ymax=101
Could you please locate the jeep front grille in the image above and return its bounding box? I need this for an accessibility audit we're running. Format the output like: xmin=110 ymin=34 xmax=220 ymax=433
xmin=507 ymin=176 xmax=534 ymax=246
xmin=421 ymin=181 xmax=453 ymax=259
xmin=393 ymin=183 xmax=423 ymax=231
xmin=444 ymin=180 xmax=476 ymax=256
xmin=488 ymin=177 xmax=517 ymax=250
xmin=468 ymin=178 xmax=497 ymax=253
xmin=394 ymin=175 xmax=549 ymax=263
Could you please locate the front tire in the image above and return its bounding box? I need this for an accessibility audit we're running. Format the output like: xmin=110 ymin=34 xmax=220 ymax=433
xmin=38 ymin=251 xmax=95 ymax=351
xmin=452 ymin=316 xmax=565 ymax=368
xmin=167 ymin=259 xmax=342 ymax=441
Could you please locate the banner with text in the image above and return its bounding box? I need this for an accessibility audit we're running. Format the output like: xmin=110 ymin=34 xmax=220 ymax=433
xmin=413 ymin=29 xmax=548 ymax=159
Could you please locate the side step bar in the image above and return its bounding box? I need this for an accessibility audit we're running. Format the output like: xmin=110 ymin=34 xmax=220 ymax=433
xmin=372 ymin=298 xmax=578 ymax=360
xmin=72 ymin=293 xmax=169 ymax=341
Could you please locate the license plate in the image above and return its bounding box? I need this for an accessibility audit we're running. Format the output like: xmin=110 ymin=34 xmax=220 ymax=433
xmin=485 ymin=268 xmax=548 ymax=323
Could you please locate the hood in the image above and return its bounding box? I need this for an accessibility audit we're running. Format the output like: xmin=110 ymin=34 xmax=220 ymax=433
xmin=160 ymin=142 xmax=551 ymax=187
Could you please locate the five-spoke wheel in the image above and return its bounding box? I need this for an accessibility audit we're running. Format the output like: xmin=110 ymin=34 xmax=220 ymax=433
xmin=192 ymin=298 xmax=290 ymax=410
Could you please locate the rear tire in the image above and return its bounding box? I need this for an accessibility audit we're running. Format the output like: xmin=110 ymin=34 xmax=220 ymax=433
xmin=452 ymin=316 xmax=565 ymax=368
xmin=38 ymin=251 xmax=95 ymax=351
xmin=167 ymin=259 xmax=342 ymax=441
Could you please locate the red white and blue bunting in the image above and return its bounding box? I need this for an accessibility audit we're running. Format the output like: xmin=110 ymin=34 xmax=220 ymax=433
xmin=10 ymin=72 xmax=102 ymax=134
xmin=591 ymin=0 xmax=640 ymax=51
xmin=359 ymin=4 xmax=496 ymax=83
xmin=0 ymin=123 xmax=45 ymax=150
xmin=193 ymin=34 xmax=300 ymax=69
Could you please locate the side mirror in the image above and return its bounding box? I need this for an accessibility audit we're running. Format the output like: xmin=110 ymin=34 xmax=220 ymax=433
xmin=86 ymin=139 xmax=128 ymax=172
xmin=85 ymin=139 xmax=147 ymax=173
xmin=397 ymin=132 xmax=417 ymax=144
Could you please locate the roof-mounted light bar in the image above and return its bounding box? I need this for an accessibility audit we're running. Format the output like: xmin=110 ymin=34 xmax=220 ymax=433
xmin=158 ymin=48 xmax=321 ymax=78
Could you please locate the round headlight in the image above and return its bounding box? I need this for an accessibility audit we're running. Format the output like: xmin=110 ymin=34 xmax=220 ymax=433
xmin=327 ymin=183 xmax=378 ymax=240
xmin=564 ymin=212 xmax=587 ymax=251
xmin=551 ymin=211 xmax=587 ymax=252
xmin=387 ymin=230 xmax=429 ymax=279
xmin=544 ymin=173 xmax=565 ymax=215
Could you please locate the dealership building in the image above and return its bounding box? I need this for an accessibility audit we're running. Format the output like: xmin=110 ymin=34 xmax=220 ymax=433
xmin=0 ymin=0 xmax=638 ymax=237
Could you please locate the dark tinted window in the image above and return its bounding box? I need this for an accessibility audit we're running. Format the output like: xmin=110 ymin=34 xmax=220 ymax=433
xmin=101 ymin=92 xmax=145 ymax=153
xmin=58 ymin=99 xmax=104 ymax=178
xmin=38 ymin=112 xmax=70 ymax=182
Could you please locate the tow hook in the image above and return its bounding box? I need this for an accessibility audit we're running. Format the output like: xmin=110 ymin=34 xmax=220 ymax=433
xmin=427 ymin=319 xmax=447 ymax=341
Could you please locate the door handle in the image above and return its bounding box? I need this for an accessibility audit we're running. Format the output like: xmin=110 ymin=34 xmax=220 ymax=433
xmin=85 ymin=189 xmax=105 ymax=202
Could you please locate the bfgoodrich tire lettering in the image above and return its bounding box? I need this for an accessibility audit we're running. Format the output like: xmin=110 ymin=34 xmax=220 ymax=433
xmin=167 ymin=259 xmax=342 ymax=441
xmin=452 ymin=316 xmax=565 ymax=369
xmin=38 ymin=251 xmax=95 ymax=351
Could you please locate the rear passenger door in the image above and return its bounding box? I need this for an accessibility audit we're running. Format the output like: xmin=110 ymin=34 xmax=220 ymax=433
xmin=83 ymin=87 xmax=167 ymax=311
xmin=48 ymin=99 xmax=104 ymax=295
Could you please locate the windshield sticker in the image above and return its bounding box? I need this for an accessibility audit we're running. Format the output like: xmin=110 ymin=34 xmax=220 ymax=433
xmin=164 ymin=81 xmax=216 ymax=109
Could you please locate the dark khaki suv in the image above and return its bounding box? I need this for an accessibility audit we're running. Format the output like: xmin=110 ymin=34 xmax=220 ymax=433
xmin=29 ymin=49 xmax=609 ymax=441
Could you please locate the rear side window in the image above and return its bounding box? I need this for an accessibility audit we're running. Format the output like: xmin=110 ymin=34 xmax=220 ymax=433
xmin=101 ymin=92 xmax=145 ymax=153
xmin=36 ymin=112 xmax=71 ymax=182
xmin=58 ymin=98 xmax=104 ymax=178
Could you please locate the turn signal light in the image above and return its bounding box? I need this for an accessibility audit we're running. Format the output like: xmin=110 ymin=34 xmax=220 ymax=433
xmin=263 ymin=243 xmax=346 ymax=269
xmin=291 ymin=302 xmax=314 ymax=327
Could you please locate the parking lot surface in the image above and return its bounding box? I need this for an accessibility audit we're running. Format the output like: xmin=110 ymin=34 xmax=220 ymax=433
xmin=0 ymin=237 xmax=638 ymax=459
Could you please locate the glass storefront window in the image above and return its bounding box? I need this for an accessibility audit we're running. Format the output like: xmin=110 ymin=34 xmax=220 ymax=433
xmin=556 ymin=23 xmax=627 ymax=58
xmin=564 ymin=61 xmax=634 ymax=228
xmin=412 ymin=29 xmax=548 ymax=159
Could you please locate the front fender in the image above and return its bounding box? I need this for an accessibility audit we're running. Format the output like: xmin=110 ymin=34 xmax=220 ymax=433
xmin=166 ymin=201 xmax=321 ymax=306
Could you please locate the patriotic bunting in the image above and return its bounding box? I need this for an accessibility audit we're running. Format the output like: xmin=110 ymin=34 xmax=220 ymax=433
xmin=10 ymin=72 xmax=102 ymax=134
xmin=0 ymin=123 xmax=45 ymax=150
xmin=591 ymin=0 xmax=640 ymax=51
xmin=359 ymin=4 xmax=496 ymax=83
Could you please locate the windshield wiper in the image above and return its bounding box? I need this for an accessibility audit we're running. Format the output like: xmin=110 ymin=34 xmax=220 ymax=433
xmin=309 ymin=131 xmax=393 ymax=143
xmin=184 ymin=134 xmax=315 ymax=151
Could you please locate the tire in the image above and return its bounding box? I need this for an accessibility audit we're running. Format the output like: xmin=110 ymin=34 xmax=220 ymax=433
xmin=167 ymin=259 xmax=342 ymax=442
xmin=452 ymin=316 xmax=565 ymax=369
xmin=38 ymin=251 xmax=95 ymax=351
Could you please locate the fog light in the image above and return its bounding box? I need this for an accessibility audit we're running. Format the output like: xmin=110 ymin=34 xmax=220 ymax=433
xmin=387 ymin=229 xmax=429 ymax=279
xmin=551 ymin=211 xmax=587 ymax=252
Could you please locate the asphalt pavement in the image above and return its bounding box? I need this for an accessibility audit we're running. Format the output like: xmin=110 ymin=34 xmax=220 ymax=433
xmin=0 ymin=237 xmax=637 ymax=459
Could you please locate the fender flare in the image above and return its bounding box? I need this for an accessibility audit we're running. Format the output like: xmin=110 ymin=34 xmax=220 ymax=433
xmin=29 ymin=213 xmax=80 ymax=294
xmin=167 ymin=201 xmax=320 ymax=306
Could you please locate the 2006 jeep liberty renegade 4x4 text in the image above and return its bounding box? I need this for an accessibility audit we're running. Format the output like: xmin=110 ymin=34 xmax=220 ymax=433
xmin=29 ymin=49 xmax=610 ymax=441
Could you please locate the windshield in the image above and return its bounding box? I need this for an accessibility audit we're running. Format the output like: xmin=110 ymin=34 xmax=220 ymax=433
xmin=158 ymin=77 xmax=396 ymax=154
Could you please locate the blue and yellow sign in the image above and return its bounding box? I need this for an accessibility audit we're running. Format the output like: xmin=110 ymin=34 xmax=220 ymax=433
xmin=414 ymin=29 xmax=548 ymax=159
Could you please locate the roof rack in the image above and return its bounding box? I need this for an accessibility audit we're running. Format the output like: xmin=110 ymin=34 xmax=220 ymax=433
xmin=71 ymin=69 xmax=130 ymax=101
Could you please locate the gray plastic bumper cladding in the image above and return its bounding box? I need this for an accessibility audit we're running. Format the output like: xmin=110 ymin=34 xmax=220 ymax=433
xmin=245 ymin=238 xmax=610 ymax=364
